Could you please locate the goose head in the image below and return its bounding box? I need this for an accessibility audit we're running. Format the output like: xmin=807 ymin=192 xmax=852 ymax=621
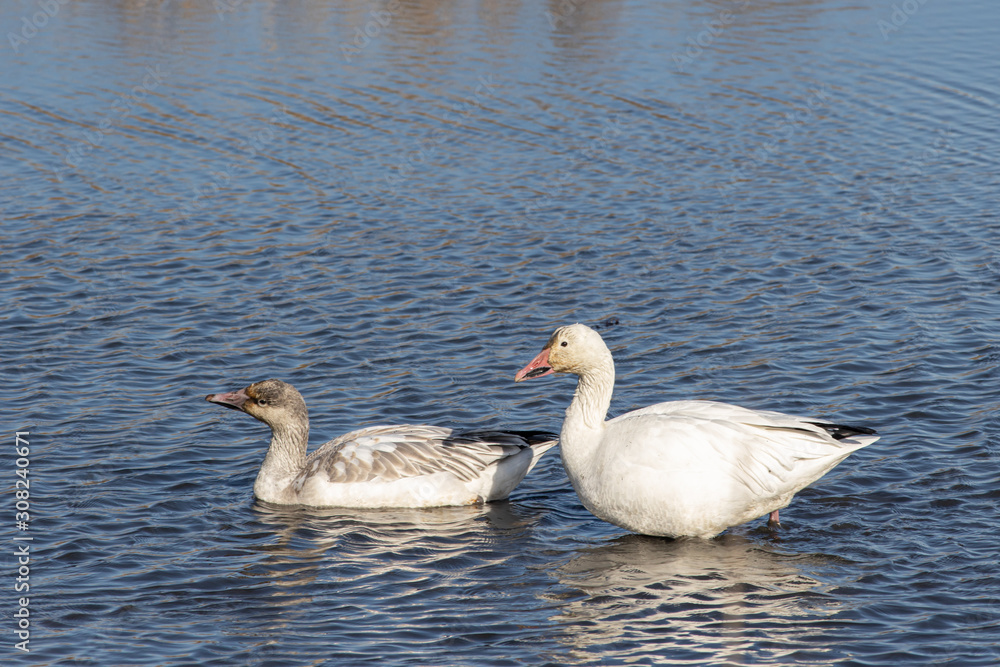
xmin=205 ymin=378 xmax=308 ymax=428
xmin=514 ymin=323 xmax=612 ymax=382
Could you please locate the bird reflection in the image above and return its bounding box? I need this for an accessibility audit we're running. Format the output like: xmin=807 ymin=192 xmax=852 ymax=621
xmin=251 ymin=498 xmax=540 ymax=544
xmin=552 ymin=533 xmax=840 ymax=664
xmin=224 ymin=500 xmax=545 ymax=635
xmin=244 ymin=500 xmax=540 ymax=583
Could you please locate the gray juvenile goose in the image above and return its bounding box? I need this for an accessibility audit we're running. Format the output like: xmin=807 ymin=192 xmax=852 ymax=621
xmin=207 ymin=379 xmax=557 ymax=508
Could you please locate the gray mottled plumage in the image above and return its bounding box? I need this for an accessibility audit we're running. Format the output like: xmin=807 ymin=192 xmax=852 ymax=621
xmin=302 ymin=425 xmax=552 ymax=485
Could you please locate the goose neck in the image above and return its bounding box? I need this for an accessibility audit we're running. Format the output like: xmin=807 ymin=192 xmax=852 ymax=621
xmin=565 ymin=359 xmax=615 ymax=431
xmin=255 ymin=421 xmax=309 ymax=499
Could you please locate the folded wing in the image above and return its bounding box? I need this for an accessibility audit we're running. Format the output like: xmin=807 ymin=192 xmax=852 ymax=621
xmin=298 ymin=425 xmax=557 ymax=486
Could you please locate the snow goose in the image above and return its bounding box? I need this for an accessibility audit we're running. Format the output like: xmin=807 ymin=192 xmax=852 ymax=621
xmin=514 ymin=324 xmax=878 ymax=538
xmin=206 ymin=379 xmax=557 ymax=508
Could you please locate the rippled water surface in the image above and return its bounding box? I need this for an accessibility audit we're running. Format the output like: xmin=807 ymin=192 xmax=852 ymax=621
xmin=3 ymin=0 xmax=1000 ymax=664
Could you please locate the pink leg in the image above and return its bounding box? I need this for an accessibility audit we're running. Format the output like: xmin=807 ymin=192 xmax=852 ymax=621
xmin=768 ymin=509 xmax=780 ymax=525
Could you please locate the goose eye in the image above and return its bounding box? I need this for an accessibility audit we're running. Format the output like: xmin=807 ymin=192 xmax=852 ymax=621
xmin=256 ymin=399 xmax=269 ymax=406
xmin=560 ymin=341 xmax=568 ymax=347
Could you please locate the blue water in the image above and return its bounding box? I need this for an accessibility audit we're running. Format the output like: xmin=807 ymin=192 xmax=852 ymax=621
xmin=3 ymin=0 xmax=1000 ymax=664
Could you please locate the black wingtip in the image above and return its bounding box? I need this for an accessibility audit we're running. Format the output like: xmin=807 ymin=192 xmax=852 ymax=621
xmin=508 ymin=430 xmax=559 ymax=446
xmin=454 ymin=429 xmax=559 ymax=446
xmin=807 ymin=421 xmax=878 ymax=440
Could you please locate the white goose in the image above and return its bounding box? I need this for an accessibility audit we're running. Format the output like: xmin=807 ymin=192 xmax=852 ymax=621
xmin=206 ymin=379 xmax=557 ymax=508
xmin=514 ymin=324 xmax=878 ymax=538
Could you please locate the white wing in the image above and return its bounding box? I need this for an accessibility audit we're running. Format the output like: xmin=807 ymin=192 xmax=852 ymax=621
xmin=606 ymin=400 xmax=878 ymax=496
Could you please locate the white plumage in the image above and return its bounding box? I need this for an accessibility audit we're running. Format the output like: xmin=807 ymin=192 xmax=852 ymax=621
xmin=515 ymin=323 xmax=877 ymax=538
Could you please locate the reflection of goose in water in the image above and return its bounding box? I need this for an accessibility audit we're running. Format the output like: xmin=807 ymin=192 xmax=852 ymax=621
xmin=552 ymin=534 xmax=843 ymax=664
xmin=253 ymin=499 xmax=542 ymax=552
xmin=246 ymin=499 xmax=544 ymax=584
xmin=228 ymin=501 xmax=549 ymax=641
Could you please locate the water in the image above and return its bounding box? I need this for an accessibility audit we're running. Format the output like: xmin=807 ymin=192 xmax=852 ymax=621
xmin=3 ymin=0 xmax=999 ymax=664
